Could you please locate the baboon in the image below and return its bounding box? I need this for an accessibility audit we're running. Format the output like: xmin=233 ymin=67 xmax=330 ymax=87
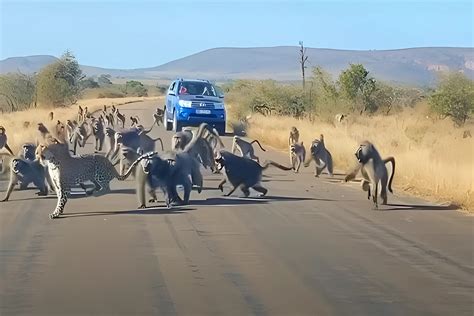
xmin=172 ymin=129 xmax=194 ymax=150
xmin=78 ymin=105 xmax=84 ymax=122
xmin=23 ymin=121 xmax=30 ymax=128
xmin=66 ymin=120 xmax=78 ymax=143
xmin=18 ymin=143 xmax=36 ymax=161
xmin=130 ymin=116 xmax=140 ymax=127
xmin=55 ymin=120 xmax=67 ymax=143
xmin=113 ymin=127 xmax=164 ymax=174
xmin=1 ymin=158 xmax=48 ymax=202
xmin=304 ymin=135 xmax=333 ymax=177
xmin=91 ymin=118 xmax=105 ymax=152
xmin=344 ymin=141 xmax=396 ymax=208
xmin=153 ymin=108 xmax=164 ymax=126
xmin=288 ymin=126 xmax=299 ymax=145
xmin=134 ymin=151 xmax=202 ymax=208
xmin=37 ymin=123 xmax=50 ymax=141
xmin=289 ymin=142 xmax=306 ymax=173
xmin=83 ymin=106 xmax=89 ymax=120
xmin=104 ymin=127 xmax=116 ymax=159
xmin=68 ymin=122 xmax=91 ymax=155
xmin=335 ymin=113 xmax=346 ymax=123
xmin=231 ymin=136 xmax=266 ymax=163
xmin=48 ymin=111 xmax=54 ymax=121
xmin=103 ymin=104 xmax=107 ymax=113
xmin=0 ymin=126 xmax=14 ymax=155
xmin=116 ymin=109 xmax=125 ymax=128
xmin=177 ymin=123 xmax=225 ymax=172
xmin=106 ymin=113 xmax=115 ymax=127
xmin=216 ymin=150 xmax=292 ymax=197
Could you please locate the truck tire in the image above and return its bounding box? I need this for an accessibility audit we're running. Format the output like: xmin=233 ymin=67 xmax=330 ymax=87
xmin=163 ymin=107 xmax=172 ymax=131
xmin=172 ymin=111 xmax=182 ymax=132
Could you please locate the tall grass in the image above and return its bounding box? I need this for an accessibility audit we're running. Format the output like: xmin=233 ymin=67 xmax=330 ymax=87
xmin=236 ymin=103 xmax=473 ymax=210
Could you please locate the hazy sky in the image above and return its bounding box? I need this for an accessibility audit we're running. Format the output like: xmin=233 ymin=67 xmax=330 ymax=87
xmin=1 ymin=0 xmax=472 ymax=68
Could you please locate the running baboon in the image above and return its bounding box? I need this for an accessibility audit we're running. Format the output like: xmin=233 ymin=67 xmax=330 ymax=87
xmin=304 ymin=135 xmax=333 ymax=177
xmin=130 ymin=116 xmax=140 ymax=127
xmin=344 ymin=141 xmax=395 ymax=208
xmin=288 ymin=126 xmax=299 ymax=145
xmin=289 ymin=142 xmax=306 ymax=173
xmin=0 ymin=126 xmax=14 ymax=155
xmin=231 ymin=136 xmax=266 ymax=163
xmin=104 ymin=127 xmax=116 ymax=159
xmin=153 ymin=108 xmax=164 ymax=126
xmin=1 ymin=158 xmax=48 ymax=202
xmin=216 ymin=150 xmax=292 ymax=197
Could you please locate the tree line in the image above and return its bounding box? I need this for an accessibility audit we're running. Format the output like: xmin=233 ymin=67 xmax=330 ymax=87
xmin=0 ymin=51 xmax=149 ymax=112
xmin=224 ymin=63 xmax=473 ymax=126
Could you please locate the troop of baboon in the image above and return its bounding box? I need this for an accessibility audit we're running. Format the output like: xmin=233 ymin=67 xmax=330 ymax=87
xmin=0 ymin=105 xmax=396 ymax=218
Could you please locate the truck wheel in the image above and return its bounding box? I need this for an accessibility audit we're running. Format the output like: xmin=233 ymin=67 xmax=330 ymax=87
xmin=216 ymin=122 xmax=226 ymax=136
xmin=172 ymin=111 xmax=182 ymax=132
xmin=163 ymin=107 xmax=172 ymax=131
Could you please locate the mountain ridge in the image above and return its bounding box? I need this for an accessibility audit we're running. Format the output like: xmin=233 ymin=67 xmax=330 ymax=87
xmin=1 ymin=46 xmax=473 ymax=86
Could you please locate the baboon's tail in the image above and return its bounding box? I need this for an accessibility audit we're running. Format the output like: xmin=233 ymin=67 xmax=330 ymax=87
xmin=383 ymin=156 xmax=396 ymax=193
xmin=250 ymin=139 xmax=266 ymax=151
xmin=152 ymin=137 xmax=164 ymax=151
xmin=116 ymin=151 xmax=158 ymax=180
xmin=261 ymin=160 xmax=293 ymax=171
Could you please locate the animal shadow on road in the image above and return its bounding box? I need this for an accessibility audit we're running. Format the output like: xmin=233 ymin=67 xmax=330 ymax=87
xmin=58 ymin=207 xmax=194 ymax=218
xmin=192 ymin=195 xmax=322 ymax=207
xmin=383 ymin=203 xmax=459 ymax=211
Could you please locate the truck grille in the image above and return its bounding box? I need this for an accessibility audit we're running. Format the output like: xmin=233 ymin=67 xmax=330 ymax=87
xmin=191 ymin=101 xmax=214 ymax=108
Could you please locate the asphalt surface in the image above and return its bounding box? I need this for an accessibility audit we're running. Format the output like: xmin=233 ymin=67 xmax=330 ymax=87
xmin=0 ymin=100 xmax=473 ymax=316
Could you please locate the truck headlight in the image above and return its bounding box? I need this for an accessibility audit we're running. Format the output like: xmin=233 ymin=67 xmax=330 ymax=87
xmin=178 ymin=100 xmax=192 ymax=108
xmin=214 ymin=102 xmax=225 ymax=109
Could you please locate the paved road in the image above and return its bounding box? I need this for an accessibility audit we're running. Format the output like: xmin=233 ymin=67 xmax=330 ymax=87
xmin=1 ymin=100 xmax=472 ymax=316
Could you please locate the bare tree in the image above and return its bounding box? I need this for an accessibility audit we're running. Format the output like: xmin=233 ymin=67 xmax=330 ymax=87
xmin=299 ymin=41 xmax=309 ymax=89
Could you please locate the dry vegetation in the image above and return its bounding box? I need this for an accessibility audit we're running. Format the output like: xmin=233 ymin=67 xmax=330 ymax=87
xmin=0 ymin=96 xmax=161 ymax=154
xmin=230 ymin=102 xmax=474 ymax=211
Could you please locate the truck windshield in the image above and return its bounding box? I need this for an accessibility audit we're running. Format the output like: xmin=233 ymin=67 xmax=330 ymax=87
xmin=179 ymin=81 xmax=217 ymax=96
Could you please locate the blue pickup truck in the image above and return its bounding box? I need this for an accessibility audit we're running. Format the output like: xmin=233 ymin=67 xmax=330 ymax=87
xmin=163 ymin=78 xmax=226 ymax=134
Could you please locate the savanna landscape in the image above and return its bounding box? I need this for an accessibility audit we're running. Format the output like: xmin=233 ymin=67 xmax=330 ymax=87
xmin=1 ymin=1 xmax=473 ymax=315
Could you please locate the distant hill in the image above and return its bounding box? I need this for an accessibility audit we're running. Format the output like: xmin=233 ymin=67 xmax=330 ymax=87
xmin=1 ymin=47 xmax=473 ymax=86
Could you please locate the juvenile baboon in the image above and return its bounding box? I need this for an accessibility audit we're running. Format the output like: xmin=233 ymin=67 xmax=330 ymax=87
xmin=130 ymin=116 xmax=140 ymax=127
xmin=289 ymin=142 xmax=306 ymax=173
xmin=303 ymin=134 xmax=333 ymax=177
xmin=48 ymin=111 xmax=54 ymax=121
xmin=0 ymin=126 xmax=14 ymax=155
xmin=344 ymin=141 xmax=396 ymax=208
xmin=288 ymin=126 xmax=299 ymax=145
xmin=216 ymin=150 xmax=292 ymax=197
xmin=231 ymin=136 xmax=266 ymax=163
xmin=1 ymin=158 xmax=48 ymax=202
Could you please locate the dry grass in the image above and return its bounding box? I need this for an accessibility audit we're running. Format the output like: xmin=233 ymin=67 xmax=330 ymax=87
xmin=234 ymin=103 xmax=474 ymax=211
xmin=0 ymin=96 xmax=161 ymax=154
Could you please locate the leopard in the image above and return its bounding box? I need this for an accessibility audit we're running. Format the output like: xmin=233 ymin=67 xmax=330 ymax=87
xmin=36 ymin=142 xmax=138 ymax=219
